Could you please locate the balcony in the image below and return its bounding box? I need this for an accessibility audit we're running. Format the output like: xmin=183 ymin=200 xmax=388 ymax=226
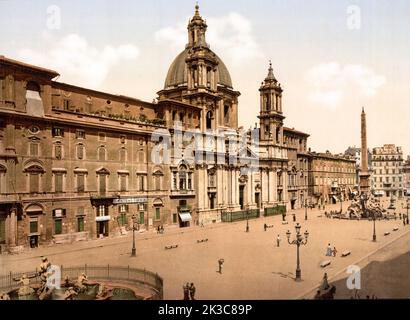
xmin=177 ymin=205 xmax=192 ymax=212
xmin=170 ymin=189 xmax=195 ymax=197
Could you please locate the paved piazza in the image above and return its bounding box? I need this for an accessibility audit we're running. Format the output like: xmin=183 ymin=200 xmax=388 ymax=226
xmin=1 ymin=200 xmax=409 ymax=299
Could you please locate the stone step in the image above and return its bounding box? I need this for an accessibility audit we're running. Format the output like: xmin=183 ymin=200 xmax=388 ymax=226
xmin=341 ymin=250 xmax=351 ymax=257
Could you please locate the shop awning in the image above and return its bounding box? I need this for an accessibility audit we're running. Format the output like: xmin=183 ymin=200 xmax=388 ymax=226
xmin=332 ymin=196 xmax=338 ymax=201
xmin=179 ymin=213 xmax=192 ymax=222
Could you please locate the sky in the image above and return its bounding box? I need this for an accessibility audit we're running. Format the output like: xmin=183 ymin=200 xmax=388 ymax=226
xmin=1 ymin=0 xmax=409 ymax=156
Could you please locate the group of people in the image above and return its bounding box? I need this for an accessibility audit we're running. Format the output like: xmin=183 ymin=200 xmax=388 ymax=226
xmin=156 ymin=225 xmax=164 ymax=234
xmin=325 ymin=243 xmax=337 ymax=257
xmin=183 ymin=282 xmax=196 ymax=300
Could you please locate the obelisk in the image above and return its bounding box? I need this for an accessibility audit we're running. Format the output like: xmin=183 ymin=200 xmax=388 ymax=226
xmin=359 ymin=108 xmax=370 ymax=194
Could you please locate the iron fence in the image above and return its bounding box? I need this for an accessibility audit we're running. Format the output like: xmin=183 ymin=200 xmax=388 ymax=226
xmin=221 ymin=209 xmax=260 ymax=222
xmin=0 ymin=264 xmax=163 ymax=300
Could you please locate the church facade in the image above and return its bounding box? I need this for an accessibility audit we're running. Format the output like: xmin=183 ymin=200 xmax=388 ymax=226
xmin=0 ymin=6 xmax=350 ymax=251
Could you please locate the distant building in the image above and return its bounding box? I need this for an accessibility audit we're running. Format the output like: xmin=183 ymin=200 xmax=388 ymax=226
xmin=402 ymin=156 xmax=410 ymax=196
xmin=371 ymin=144 xmax=405 ymax=198
xmin=308 ymin=151 xmax=356 ymax=205
xmin=344 ymin=146 xmax=373 ymax=190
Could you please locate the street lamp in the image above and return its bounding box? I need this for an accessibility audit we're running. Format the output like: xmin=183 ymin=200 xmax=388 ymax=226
xmin=304 ymin=198 xmax=308 ymax=220
xmin=286 ymin=223 xmax=309 ymax=281
xmin=246 ymin=208 xmax=250 ymax=232
xmin=131 ymin=214 xmax=137 ymax=257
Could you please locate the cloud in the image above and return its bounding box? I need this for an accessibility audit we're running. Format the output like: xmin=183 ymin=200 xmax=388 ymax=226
xmin=17 ymin=33 xmax=139 ymax=88
xmin=155 ymin=12 xmax=263 ymax=65
xmin=306 ymin=62 xmax=386 ymax=108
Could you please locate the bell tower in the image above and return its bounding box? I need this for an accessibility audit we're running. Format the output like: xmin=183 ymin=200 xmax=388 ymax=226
xmin=258 ymin=61 xmax=285 ymax=144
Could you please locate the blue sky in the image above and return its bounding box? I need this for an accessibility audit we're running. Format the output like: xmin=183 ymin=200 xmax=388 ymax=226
xmin=1 ymin=0 xmax=409 ymax=155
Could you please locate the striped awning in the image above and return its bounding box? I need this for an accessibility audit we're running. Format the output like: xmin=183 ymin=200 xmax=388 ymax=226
xmin=179 ymin=213 xmax=192 ymax=222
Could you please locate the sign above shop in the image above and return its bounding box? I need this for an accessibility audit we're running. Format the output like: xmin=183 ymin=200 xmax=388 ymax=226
xmin=113 ymin=197 xmax=147 ymax=204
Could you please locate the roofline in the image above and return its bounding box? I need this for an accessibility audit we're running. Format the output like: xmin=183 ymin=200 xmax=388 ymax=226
xmin=283 ymin=127 xmax=310 ymax=137
xmin=52 ymin=81 xmax=155 ymax=107
xmin=0 ymin=55 xmax=60 ymax=79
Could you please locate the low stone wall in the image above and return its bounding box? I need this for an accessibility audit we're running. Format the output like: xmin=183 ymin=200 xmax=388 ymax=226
xmin=53 ymin=231 xmax=89 ymax=244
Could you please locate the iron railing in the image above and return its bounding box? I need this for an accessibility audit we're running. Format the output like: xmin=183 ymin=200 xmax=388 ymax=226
xmin=0 ymin=264 xmax=163 ymax=300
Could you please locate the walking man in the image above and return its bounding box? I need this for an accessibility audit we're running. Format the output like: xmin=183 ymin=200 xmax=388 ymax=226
xmin=183 ymin=283 xmax=190 ymax=300
xmin=326 ymin=243 xmax=332 ymax=256
xmin=332 ymin=246 xmax=338 ymax=257
xmin=276 ymin=234 xmax=281 ymax=247
xmin=264 ymin=223 xmax=267 ymax=232
xmin=189 ymin=283 xmax=196 ymax=300
xmin=218 ymin=259 xmax=224 ymax=274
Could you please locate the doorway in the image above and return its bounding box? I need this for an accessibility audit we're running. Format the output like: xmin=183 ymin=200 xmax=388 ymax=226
xmin=239 ymin=185 xmax=245 ymax=210
xmin=255 ymin=193 xmax=260 ymax=209
xmin=29 ymin=235 xmax=38 ymax=248
xmin=96 ymin=221 xmax=109 ymax=238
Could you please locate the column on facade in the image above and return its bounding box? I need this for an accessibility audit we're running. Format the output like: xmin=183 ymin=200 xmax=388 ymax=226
xmin=203 ymin=166 xmax=208 ymax=209
xmin=216 ymin=166 xmax=223 ymax=206
xmin=262 ymin=169 xmax=268 ymax=203
xmin=235 ymin=169 xmax=240 ymax=205
xmin=8 ymin=207 xmax=17 ymax=246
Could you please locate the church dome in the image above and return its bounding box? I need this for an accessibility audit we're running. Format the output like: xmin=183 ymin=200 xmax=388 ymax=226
xmin=164 ymin=48 xmax=233 ymax=89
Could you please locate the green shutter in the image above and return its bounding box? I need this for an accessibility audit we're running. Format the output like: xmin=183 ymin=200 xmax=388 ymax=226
xmin=77 ymin=217 xmax=84 ymax=232
xmin=155 ymin=208 xmax=161 ymax=220
xmin=30 ymin=221 xmax=38 ymax=233
xmin=55 ymin=219 xmax=62 ymax=234
xmin=139 ymin=212 xmax=144 ymax=224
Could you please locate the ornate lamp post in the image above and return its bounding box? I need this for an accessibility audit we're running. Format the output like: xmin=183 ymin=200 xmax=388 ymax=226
xmin=131 ymin=214 xmax=137 ymax=257
xmin=304 ymin=198 xmax=308 ymax=220
xmin=246 ymin=208 xmax=250 ymax=232
xmin=286 ymin=223 xmax=309 ymax=281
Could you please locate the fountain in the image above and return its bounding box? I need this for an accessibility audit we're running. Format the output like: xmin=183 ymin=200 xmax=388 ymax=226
xmin=1 ymin=258 xmax=163 ymax=300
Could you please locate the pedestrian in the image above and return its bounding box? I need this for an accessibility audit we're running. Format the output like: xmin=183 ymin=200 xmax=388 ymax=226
xmin=404 ymin=218 xmax=406 ymax=227
xmin=218 ymin=259 xmax=224 ymax=274
xmin=282 ymin=212 xmax=286 ymax=221
xmin=157 ymin=225 xmax=160 ymax=234
xmin=326 ymin=243 xmax=332 ymax=256
xmin=276 ymin=234 xmax=281 ymax=247
xmin=332 ymin=247 xmax=337 ymax=257
xmin=183 ymin=283 xmax=190 ymax=300
xmin=264 ymin=223 xmax=267 ymax=232
xmin=407 ymin=216 xmax=409 ymax=225
xmin=399 ymin=213 xmax=402 ymax=220
xmin=293 ymin=213 xmax=296 ymax=222
xmin=189 ymin=283 xmax=196 ymax=300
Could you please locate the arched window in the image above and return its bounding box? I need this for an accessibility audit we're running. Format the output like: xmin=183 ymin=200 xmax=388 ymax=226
xmin=179 ymin=164 xmax=188 ymax=190
xmin=24 ymin=164 xmax=45 ymax=194
xmin=54 ymin=142 xmax=63 ymax=160
xmin=224 ymin=105 xmax=230 ymax=124
xmin=77 ymin=143 xmax=85 ymax=160
xmin=96 ymin=168 xmax=110 ymax=194
xmin=265 ymin=93 xmax=270 ymax=111
xmin=153 ymin=170 xmax=163 ymax=191
xmin=98 ymin=146 xmax=106 ymax=161
xmin=119 ymin=148 xmax=127 ymax=162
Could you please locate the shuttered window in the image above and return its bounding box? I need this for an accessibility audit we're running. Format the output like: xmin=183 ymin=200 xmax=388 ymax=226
xmin=77 ymin=217 xmax=84 ymax=232
xmin=77 ymin=174 xmax=85 ymax=192
xmin=55 ymin=219 xmax=62 ymax=234
xmin=29 ymin=173 xmax=39 ymax=193
xmin=55 ymin=173 xmax=63 ymax=192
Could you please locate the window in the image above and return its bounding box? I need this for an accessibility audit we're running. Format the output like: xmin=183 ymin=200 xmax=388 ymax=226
xmin=119 ymin=148 xmax=127 ymax=162
xmin=99 ymin=174 xmax=107 ymax=193
xmin=30 ymin=220 xmax=38 ymax=233
xmin=54 ymin=143 xmax=62 ymax=159
xmin=77 ymin=174 xmax=85 ymax=192
xmin=54 ymin=219 xmax=62 ymax=235
xmin=139 ymin=212 xmax=145 ymax=224
xmin=98 ymin=133 xmax=106 ymax=141
xmin=120 ymin=135 xmax=126 ymax=144
xmin=52 ymin=127 xmax=64 ymax=137
xmin=119 ymin=204 xmax=128 ymax=213
xmin=173 ymin=213 xmax=177 ymax=224
xmin=119 ymin=174 xmax=127 ymax=192
xmin=118 ymin=213 xmax=127 ymax=226
xmin=63 ymin=100 xmax=70 ymax=110
xmin=208 ymin=173 xmax=215 ymax=187
xmin=98 ymin=205 xmax=108 ymax=217
xmin=76 ymin=130 xmax=85 ymax=139
xmin=29 ymin=173 xmax=40 ymax=193
xmin=138 ymin=150 xmax=145 ymax=163
xmin=77 ymin=217 xmax=84 ymax=232
xmin=98 ymin=147 xmax=106 ymax=161
xmin=73 ymin=144 xmax=83 ymax=161
xmin=155 ymin=175 xmax=161 ymax=191
xmin=172 ymin=172 xmax=177 ymax=190
xmin=224 ymin=105 xmax=230 ymax=124
xmin=155 ymin=207 xmax=161 ymax=220
xmin=29 ymin=143 xmax=39 ymax=157
xmin=54 ymin=173 xmax=63 ymax=193
xmin=137 ymin=174 xmax=145 ymax=191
